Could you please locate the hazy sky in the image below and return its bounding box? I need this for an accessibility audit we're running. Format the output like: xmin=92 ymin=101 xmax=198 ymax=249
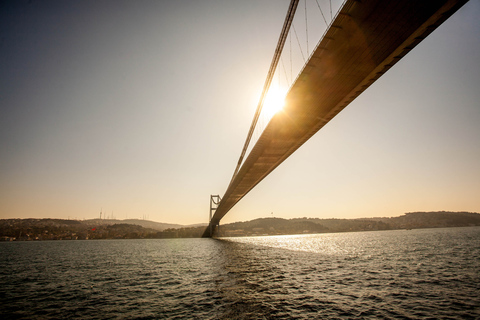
xmin=1 ymin=0 xmax=479 ymax=225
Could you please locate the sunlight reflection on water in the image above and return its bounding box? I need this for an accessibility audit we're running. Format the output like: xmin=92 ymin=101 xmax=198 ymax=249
xmin=1 ymin=227 xmax=479 ymax=319
xmin=221 ymin=231 xmax=379 ymax=255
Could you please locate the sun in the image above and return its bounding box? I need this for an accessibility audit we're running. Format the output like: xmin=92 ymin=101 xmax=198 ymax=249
xmin=262 ymin=84 xmax=287 ymax=120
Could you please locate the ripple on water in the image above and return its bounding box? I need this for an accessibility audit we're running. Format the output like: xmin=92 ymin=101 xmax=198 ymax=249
xmin=0 ymin=228 xmax=479 ymax=319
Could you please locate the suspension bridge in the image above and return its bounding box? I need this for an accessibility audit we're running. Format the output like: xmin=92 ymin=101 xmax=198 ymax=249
xmin=203 ymin=0 xmax=469 ymax=237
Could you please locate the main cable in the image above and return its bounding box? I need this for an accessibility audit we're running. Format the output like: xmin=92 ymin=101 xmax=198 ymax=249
xmin=228 ymin=0 xmax=300 ymax=187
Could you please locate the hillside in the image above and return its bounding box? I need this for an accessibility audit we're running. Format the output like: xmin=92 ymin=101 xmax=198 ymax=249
xmin=0 ymin=218 xmax=205 ymax=241
xmin=1 ymin=212 xmax=478 ymax=240
xmin=217 ymin=211 xmax=480 ymax=237
xmin=83 ymin=218 xmax=184 ymax=231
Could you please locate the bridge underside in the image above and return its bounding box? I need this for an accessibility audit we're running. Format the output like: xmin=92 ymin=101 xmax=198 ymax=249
xmin=204 ymin=0 xmax=468 ymax=237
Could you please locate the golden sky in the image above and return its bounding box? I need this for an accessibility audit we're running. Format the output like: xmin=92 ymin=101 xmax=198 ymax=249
xmin=1 ymin=0 xmax=479 ymax=225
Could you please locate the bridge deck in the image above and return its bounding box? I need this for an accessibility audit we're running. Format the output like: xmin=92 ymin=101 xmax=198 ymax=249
xmin=208 ymin=0 xmax=468 ymax=231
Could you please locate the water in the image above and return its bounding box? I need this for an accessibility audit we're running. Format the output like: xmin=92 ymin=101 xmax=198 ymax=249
xmin=1 ymin=227 xmax=479 ymax=319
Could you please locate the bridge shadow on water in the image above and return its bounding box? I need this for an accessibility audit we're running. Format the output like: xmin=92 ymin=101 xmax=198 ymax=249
xmin=197 ymin=229 xmax=480 ymax=319
xmin=203 ymin=238 xmax=323 ymax=319
xmin=203 ymin=237 xmax=371 ymax=319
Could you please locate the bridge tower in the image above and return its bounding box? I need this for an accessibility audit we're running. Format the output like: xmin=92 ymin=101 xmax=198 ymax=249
xmin=209 ymin=195 xmax=221 ymax=237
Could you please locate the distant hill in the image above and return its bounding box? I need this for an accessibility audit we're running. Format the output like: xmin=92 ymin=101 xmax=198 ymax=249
xmin=364 ymin=211 xmax=480 ymax=229
xmin=217 ymin=211 xmax=480 ymax=237
xmin=1 ymin=212 xmax=478 ymax=240
xmin=221 ymin=217 xmax=329 ymax=236
xmin=0 ymin=218 xmax=206 ymax=240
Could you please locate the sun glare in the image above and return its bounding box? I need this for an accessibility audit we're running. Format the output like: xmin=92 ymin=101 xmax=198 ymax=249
xmin=262 ymin=85 xmax=287 ymax=120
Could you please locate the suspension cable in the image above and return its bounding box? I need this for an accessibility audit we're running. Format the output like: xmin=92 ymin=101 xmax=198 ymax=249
xmin=228 ymin=0 xmax=300 ymax=186
xmin=305 ymin=0 xmax=309 ymax=54
xmin=290 ymin=28 xmax=292 ymax=81
xmin=281 ymin=56 xmax=290 ymax=87
xmin=292 ymin=23 xmax=306 ymax=62
xmin=315 ymin=0 xmax=329 ymax=27
xmin=330 ymin=0 xmax=332 ymax=20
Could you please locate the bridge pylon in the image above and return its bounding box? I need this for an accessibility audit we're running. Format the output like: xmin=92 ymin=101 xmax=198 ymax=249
xmin=204 ymin=195 xmax=221 ymax=238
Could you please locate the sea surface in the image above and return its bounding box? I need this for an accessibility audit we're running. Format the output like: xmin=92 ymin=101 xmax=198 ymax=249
xmin=1 ymin=227 xmax=479 ymax=319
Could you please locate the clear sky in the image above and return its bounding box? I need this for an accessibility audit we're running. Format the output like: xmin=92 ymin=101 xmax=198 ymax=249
xmin=1 ymin=0 xmax=479 ymax=225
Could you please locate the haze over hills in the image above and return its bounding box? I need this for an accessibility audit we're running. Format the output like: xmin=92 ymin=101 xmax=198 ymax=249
xmin=82 ymin=218 xmax=197 ymax=231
